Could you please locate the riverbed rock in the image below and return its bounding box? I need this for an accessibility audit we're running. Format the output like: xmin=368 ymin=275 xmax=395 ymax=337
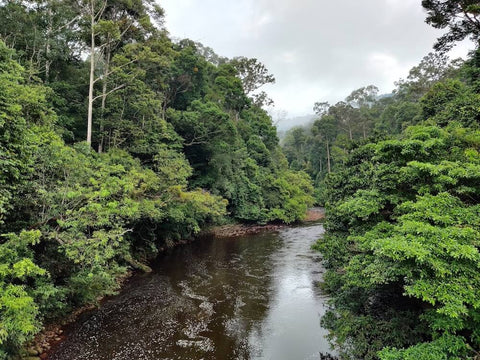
xmin=209 ymin=223 xmax=285 ymax=238
xmin=27 ymin=348 xmax=39 ymax=356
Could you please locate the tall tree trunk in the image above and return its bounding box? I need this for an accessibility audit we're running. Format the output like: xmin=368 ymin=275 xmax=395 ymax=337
xmin=87 ymin=1 xmax=95 ymax=145
xmin=98 ymin=43 xmax=111 ymax=153
xmin=326 ymin=138 xmax=331 ymax=174
xmin=45 ymin=7 xmax=52 ymax=83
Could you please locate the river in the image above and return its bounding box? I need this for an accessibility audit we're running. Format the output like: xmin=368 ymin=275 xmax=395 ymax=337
xmin=48 ymin=223 xmax=335 ymax=360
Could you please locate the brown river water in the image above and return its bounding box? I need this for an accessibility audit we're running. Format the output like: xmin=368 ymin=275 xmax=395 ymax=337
xmin=48 ymin=223 xmax=335 ymax=360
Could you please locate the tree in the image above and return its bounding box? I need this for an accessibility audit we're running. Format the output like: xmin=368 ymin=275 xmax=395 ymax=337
xmin=0 ymin=231 xmax=49 ymax=358
xmin=395 ymin=52 xmax=460 ymax=101
xmin=330 ymin=101 xmax=359 ymax=140
xmin=230 ymin=57 xmax=275 ymax=94
xmin=282 ymin=126 xmax=309 ymax=170
xmin=346 ymin=85 xmax=379 ymax=108
xmin=422 ymin=0 xmax=480 ymax=51
xmin=313 ymin=101 xmax=330 ymax=117
xmin=0 ymin=41 xmax=54 ymax=223
xmin=230 ymin=57 xmax=275 ymax=107
xmin=210 ymin=63 xmax=250 ymax=116
xmin=346 ymin=85 xmax=379 ymax=138
xmin=93 ymin=0 xmax=164 ymax=152
xmin=312 ymin=115 xmax=338 ymax=174
xmin=77 ymin=0 xmax=164 ymax=145
xmin=316 ymin=123 xmax=480 ymax=359
xmin=164 ymin=40 xmax=209 ymax=111
xmin=0 ymin=0 xmax=79 ymax=82
xmin=194 ymin=41 xmax=228 ymax=66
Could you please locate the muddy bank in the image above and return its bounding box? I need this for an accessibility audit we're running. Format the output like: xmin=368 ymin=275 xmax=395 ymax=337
xmin=304 ymin=207 xmax=326 ymax=222
xmin=207 ymin=223 xmax=286 ymax=238
xmin=207 ymin=208 xmax=325 ymax=238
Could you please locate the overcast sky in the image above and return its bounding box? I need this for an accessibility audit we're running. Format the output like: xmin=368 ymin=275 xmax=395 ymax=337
xmin=161 ymin=0 xmax=473 ymax=122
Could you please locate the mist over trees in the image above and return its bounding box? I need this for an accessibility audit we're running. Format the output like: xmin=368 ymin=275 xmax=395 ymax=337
xmin=282 ymin=52 xmax=463 ymax=202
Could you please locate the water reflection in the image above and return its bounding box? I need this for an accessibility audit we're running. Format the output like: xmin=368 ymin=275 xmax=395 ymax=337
xmin=48 ymin=224 xmax=334 ymax=360
xmin=248 ymin=226 xmax=331 ymax=360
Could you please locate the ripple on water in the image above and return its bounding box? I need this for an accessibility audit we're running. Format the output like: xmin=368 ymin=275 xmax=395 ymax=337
xmin=48 ymin=223 xmax=336 ymax=360
xmin=176 ymin=338 xmax=215 ymax=352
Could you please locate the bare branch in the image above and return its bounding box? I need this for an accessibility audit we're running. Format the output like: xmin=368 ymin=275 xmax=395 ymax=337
xmin=92 ymin=58 xmax=138 ymax=84
xmin=95 ymin=0 xmax=108 ymax=21
xmin=183 ymin=129 xmax=226 ymax=146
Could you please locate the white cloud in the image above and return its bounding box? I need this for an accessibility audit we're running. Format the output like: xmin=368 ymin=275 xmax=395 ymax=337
xmin=160 ymin=0 xmax=476 ymax=118
xmin=367 ymin=52 xmax=412 ymax=93
xmin=281 ymin=51 xmax=297 ymax=64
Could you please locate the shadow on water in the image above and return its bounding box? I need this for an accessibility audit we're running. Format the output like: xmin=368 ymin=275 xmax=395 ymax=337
xmin=48 ymin=223 xmax=337 ymax=360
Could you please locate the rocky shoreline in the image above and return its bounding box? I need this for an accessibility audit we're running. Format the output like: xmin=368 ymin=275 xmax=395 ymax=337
xmin=207 ymin=207 xmax=325 ymax=238
xmin=20 ymin=272 xmax=134 ymax=360
xmin=207 ymin=223 xmax=286 ymax=237
xmin=18 ymin=326 xmax=65 ymax=360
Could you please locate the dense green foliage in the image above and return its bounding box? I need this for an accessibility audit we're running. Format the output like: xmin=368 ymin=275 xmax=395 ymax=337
xmin=282 ymin=52 xmax=461 ymax=203
xmin=0 ymin=1 xmax=313 ymax=357
xmin=422 ymin=0 xmax=480 ymax=52
xmin=317 ymin=122 xmax=480 ymax=359
xmin=302 ymin=12 xmax=480 ymax=360
xmin=0 ymin=40 xmax=226 ymax=358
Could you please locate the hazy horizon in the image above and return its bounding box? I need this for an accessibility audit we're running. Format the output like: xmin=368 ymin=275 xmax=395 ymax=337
xmin=161 ymin=0 xmax=474 ymax=124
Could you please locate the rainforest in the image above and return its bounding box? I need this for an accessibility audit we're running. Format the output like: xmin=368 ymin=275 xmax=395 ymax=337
xmin=1 ymin=0 xmax=480 ymax=359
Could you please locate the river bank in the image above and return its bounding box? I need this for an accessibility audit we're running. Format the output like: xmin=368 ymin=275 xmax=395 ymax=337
xmin=18 ymin=271 xmax=135 ymax=360
xmin=207 ymin=207 xmax=325 ymax=238
xmin=23 ymin=208 xmax=326 ymax=360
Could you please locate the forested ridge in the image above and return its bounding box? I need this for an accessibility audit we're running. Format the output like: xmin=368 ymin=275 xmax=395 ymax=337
xmin=280 ymin=1 xmax=480 ymax=359
xmin=0 ymin=1 xmax=314 ymax=357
